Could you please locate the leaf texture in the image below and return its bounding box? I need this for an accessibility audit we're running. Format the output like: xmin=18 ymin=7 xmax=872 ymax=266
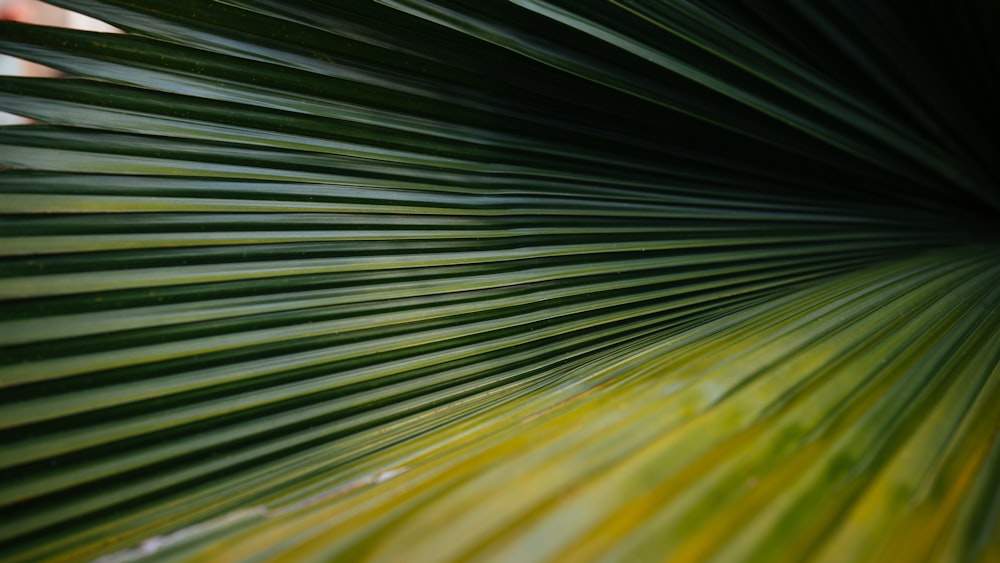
xmin=0 ymin=1 xmax=998 ymax=561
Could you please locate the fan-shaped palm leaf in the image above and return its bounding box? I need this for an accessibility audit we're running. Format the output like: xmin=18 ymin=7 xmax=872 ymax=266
xmin=1 ymin=1 xmax=998 ymax=561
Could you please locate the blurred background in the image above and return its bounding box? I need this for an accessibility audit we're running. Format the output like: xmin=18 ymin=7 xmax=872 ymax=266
xmin=0 ymin=0 xmax=118 ymax=123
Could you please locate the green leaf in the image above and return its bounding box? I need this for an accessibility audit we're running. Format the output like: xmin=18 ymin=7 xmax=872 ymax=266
xmin=0 ymin=1 xmax=997 ymax=562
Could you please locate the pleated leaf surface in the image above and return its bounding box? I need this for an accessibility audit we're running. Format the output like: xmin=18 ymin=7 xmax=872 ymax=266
xmin=0 ymin=1 xmax=998 ymax=562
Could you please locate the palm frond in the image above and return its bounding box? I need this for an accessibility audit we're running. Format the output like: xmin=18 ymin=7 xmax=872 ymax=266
xmin=0 ymin=1 xmax=997 ymax=561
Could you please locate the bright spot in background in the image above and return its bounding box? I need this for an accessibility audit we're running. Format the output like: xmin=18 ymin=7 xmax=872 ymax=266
xmin=0 ymin=0 xmax=119 ymax=124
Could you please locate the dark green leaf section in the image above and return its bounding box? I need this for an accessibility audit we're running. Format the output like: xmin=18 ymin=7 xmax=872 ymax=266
xmin=0 ymin=1 xmax=998 ymax=562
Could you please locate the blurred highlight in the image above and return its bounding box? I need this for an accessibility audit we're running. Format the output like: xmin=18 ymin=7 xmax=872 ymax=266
xmin=0 ymin=0 xmax=118 ymax=123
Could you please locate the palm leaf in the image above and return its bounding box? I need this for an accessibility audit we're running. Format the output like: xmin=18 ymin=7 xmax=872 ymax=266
xmin=0 ymin=1 xmax=997 ymax=561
